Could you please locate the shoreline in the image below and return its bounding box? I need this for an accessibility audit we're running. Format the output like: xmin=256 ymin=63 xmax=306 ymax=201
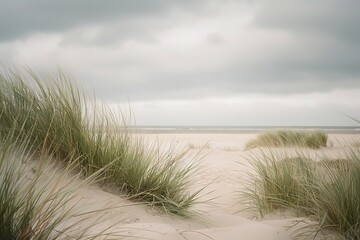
xmin=128 ymin=128 xmax=360 ymax=134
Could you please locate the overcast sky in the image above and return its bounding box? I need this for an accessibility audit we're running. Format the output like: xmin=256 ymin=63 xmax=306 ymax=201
xmin=1 ymin=0 xmax=359 ymax=126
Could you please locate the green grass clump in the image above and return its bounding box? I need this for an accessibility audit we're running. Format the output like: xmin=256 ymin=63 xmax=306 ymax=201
xmin=0 ymin=67 xmax=200 ymax=216
xmin=0 ymin=139 xmax=106 ymax=239
xmin=244 ymin=148 xmax=360 ymax=238
xmin=244 ymin=156 xmax=316 ymax=216
xmin=245 ymin=129 xmax=328 ymax=150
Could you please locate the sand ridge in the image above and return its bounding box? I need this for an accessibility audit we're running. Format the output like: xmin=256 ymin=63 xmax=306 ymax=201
xmin=61 ymin=133 xmax=360 ymax=239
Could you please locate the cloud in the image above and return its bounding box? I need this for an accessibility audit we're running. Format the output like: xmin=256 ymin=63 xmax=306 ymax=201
xmin=1 ymin=0 xmax=359 ymax=104
xmin=254 ymin=0 xmax=360 ymax=44
xmin=116 ymin=88 xmax=360 ymax=126
xmin=0 ymin=0 xmax=208 ymax=41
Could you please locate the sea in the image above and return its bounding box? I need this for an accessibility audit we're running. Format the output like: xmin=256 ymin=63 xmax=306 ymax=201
xmin=129 ymin=126 xmax=360 ymax=134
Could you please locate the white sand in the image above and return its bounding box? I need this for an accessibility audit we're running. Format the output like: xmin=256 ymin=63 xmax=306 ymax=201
xmin=62 ymin=133 xmax=360 ymax=239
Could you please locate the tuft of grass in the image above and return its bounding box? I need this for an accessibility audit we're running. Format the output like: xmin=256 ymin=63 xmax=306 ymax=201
xmin=245 ymin=129 xmax=328 ymax=150
xmin=243 ymin=153 xmax=317 ymax=217
xmin=0 ymin=138 xmax=110 ymax=239
xmin=243 ymin=147 xmax=360 ymax=239
xmin=187 ymin=142 xmax=212 ymax=150
xmin=0 ymin=67 xmax=200 ymax=216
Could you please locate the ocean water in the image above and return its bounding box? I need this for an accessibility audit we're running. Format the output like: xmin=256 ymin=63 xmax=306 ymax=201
xmin=130 ymin=126 xmax=360 ymax=134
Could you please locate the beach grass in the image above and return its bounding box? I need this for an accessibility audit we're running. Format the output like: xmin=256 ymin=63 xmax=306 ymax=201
xmin=243 ymin=146 xmax=360 ymax=238
xmin=0 ymin=67 xmax=200 ymax=216
xmin=188 ymin=142 xmax=212 ymax=150
xmin=0 ymin=135 xmax=110 ymax=239
xmin=245 ymin=129 xmax=328 ymax=150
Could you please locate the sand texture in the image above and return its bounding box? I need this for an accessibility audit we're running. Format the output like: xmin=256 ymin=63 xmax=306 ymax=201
xmin=57 ymin=133 xmax=360 ymax=239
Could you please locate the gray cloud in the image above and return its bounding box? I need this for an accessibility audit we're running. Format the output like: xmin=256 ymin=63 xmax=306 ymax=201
xmin=80 ymin=62 xmax=359 ymax=103
xmin=80 ymin=33 xmax=360 ymax=102
xmin=254 ymin=0 xmax=360 ymax=44
xmin=0 ymin=0 xmax=209 ymax=41
xmin=206 ymin=33 xmax=225 ymax=45
xmin=1 ymin=0 xmax=360 ymax=103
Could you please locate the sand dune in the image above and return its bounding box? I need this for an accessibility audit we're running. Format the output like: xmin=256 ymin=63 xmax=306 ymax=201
xmin=59 ymin=133 xmax=359 ymax=239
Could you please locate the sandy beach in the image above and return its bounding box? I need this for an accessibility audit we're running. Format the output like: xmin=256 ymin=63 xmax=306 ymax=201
xmin=3 ymin=2 xmax=360 ymax=238
xmin=63 ymin=132 xmax=360 ymax=239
